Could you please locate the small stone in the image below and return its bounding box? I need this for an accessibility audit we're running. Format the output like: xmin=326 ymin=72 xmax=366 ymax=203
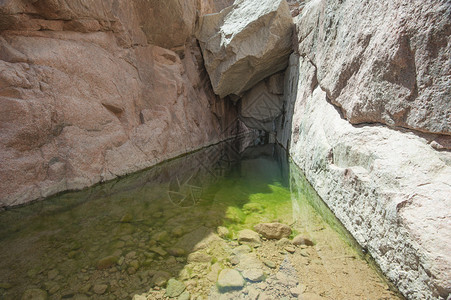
xmin=178 ymin=291 xmax=190 ymax=300
xmin=97 ymin=255 xmax=118 ymax=270
xmin=229 ymin=255 xmax=240 ymax=265
xmin=187 ymin=251 xmax=211 ymax=263
xmin=21 ymin=289 xmax=48 ymax=300
xmin=167 ymin=248 xmax=186 ymax=257
xmin=48 ymin=284 xmax=60 ymax=294
xmin=129 ymin=260 xmax=140 ymax=269
xmin=247 ymin=286 xmax=260 ymax=300
xmin=166 ymin=256 xmax=178 ymax=265
xmin=217 ymin=269 xmax=245 ymax=291
xmin=254 ymin=223 xmax=291 ymax=240
xmin=292 ymin=235 xmax=314 ymax=246
xmin=262 ymin=260 xmax=276 ymax=268
xmin=165 ymin=278 xmax=186 ymax=297
xmin=120 ymin=213 xmax=133 ymax=223
xmin=238 ymin=229 xmax=261 ymax=247
xmin=257 ymin=282 xmax=268 ymax=290
xmin=290 ymin=285 xmax=306 ymax=297
xmin=217 ymin=226 xmax=230 ymax=239
xmin=153 ymin=231 xmax=169 ymax=242
xmin=207 ymin=263 xmax=222 ymax=282
xmin=242 ymin=269 xmax=265 ymax=282
xmin=149 ymin=246 xmax=167 ymax=256
xmin=232 ymin=245 xmax=252 ymax=256
xmin=285 ymin=246 xmax=296 ymax=253
xmin=127 ymin=267 xmax=137 ymax=275
xmin=276 ymin=238 xmax=292 ymax=247
xmin=93 ymin=284 xmax=108 ymax=295
xmin=79 ymin=283 xmax=91 ymax=294
xmin=172 ymin=227 xmax=184 ymax=237
xmin=132 ymin=295 xmax=146 ymax=300
xmin=152 ymin=271 xmax=171 ymax=287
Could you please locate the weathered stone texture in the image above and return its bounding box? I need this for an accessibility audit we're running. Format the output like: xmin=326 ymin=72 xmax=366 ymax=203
xmin=281 ymin=0 xmax=451 ymax=296
xmin=296 ymin=0 xmax=450 ymax=135
xmin=196 ymin=0 xmax=294 ymax=98
xmin=0 ymin=0 xmax=243 ymax=207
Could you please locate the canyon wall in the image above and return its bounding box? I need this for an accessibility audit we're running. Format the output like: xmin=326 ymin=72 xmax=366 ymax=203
xmin=278 ymin=0 xmax=451 ymax=299
xmin=0 ymin=0 xmax=243 ymax=208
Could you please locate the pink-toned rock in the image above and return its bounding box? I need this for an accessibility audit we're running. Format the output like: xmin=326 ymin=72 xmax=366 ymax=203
xmin=0 ymin=0 xmax=243 ymax=207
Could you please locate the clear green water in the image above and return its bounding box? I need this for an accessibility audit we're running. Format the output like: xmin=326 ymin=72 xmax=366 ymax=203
xmin=0 ymin=139 xmax=401 ymax=300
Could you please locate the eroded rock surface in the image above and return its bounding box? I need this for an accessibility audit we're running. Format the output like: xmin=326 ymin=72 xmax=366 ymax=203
xmin=0 ymin=0 xmax=245 ymax=207
xmin=277 ymin=0 xmax=451 ymax=298
xmin=296 ymin=0 xmax=450 ymax=135
xmin=196 ymin=0 xmax=294 ymax=98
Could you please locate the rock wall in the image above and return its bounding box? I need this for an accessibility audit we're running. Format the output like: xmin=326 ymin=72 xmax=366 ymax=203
xmin=0 ymin=0 xmax=244 ymax=208
xmin=279 ymin=0 xmax=451 ymax=299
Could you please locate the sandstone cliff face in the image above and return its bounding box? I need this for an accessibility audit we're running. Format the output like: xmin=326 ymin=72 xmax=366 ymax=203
xmin=0 ymin=0 xmax=242 ymax=207
xmin=280 ymin=0 xmax=451 ymax=298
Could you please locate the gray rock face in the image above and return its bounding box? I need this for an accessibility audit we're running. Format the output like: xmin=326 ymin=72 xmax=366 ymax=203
xmin=285 ymin=53 xmax=451 ymax=299
xmin=196 ymin=0 xmax=293 ymax=98
xmin=280 ymin=1 xmax=451 ymax=297
xmin=296 ymin=0 xmax=451 ymax=135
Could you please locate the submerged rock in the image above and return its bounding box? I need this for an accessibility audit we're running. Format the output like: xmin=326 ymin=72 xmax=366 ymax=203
xmin=152 ymin=271 xmax=171 ymax=287
xmin=196 ymin=0 xmax=293 ymax=98
xmin=97 ymin=255 xmax=119 ymax=270
xmin=187 ymin=251 xmax=212 ymax=263
xmin=217 ymin=226 xmax=230 ymax=238
xmin=238 ymin=229 xmax=262 ymax=247
xmin=167 ymin=248 xmax=186 ymax=257
xmin=178 ymin=291 xmax=191 ymax=300
xmin=149 ymin=246 xmax=167 ymax=257
xmin=217 ymin=269 xmax=245 ymax=291
xmin=242 ymin=269 xmax=265 ymax=282
xmin=254 ymin=222 xmax=291 ymax=239
xmin=92 ymin=284 xmax=108 ymax=295
xmin=292 ymin=235 xmax=314 ymax=246
xmin=165 ymin=278 xmax=186 ymax=297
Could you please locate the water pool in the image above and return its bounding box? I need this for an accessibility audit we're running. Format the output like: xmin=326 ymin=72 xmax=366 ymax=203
xmin=0 ymin=138 xmax=402 ymax=300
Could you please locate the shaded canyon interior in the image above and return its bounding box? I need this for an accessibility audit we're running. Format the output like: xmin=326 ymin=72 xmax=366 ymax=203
xmin=0 ymin=0 xmax=450 ymax=299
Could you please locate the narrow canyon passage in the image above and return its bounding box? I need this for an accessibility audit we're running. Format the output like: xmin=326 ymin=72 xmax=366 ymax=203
xmin=0 ymin=0 xmax=450 ymax=299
